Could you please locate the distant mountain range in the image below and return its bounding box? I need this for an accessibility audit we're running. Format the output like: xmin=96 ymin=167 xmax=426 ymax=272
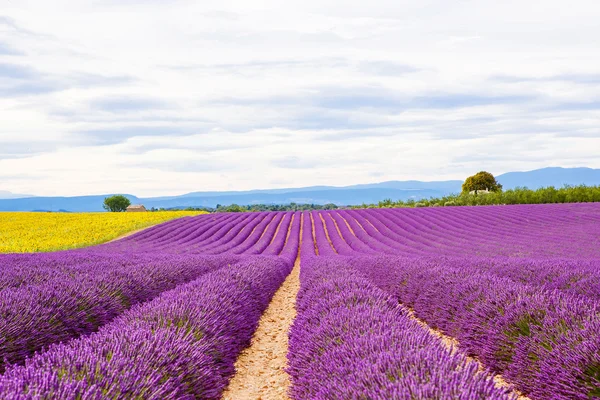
xmin=0 ymin=190 xmax=34 ymax=200
xmin=1 ymin=167 xmax=599 ymax=212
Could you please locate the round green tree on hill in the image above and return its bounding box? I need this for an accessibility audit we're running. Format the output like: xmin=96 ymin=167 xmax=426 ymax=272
xmin=103 ymin=195 xmax=131 ymax=212
xmin=462 ymin=171 xmax=503 ymax=194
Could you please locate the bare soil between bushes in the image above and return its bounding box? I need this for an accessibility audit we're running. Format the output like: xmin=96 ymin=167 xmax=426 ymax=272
xmin=222 ymin=256 xmax=300 ymax=400
xmin=221 ymin=255 xmax=526 ymax=399
xmin=109 ymin=214 xmax=527 ymax=399
xmin=220 ymin=212 xmax=527 ymax=399
xmin=407 ymin=308 xmax=530 ymax=400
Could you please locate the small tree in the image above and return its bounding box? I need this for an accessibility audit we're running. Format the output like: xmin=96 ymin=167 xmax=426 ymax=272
xmin=103 ymin=195 xmax=131 ymax=212
xmin=462 ymin=171 xmax=502 ymax=194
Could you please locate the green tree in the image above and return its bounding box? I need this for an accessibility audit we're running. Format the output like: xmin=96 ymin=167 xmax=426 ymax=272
xmin=103 ymin=195 xmax=131 ymax=212
xmin=462 ymin=171 xmax=503 ymax=194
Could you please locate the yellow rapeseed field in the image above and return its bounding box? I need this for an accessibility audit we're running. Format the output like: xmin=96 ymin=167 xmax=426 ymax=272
xmin=0 ymin=211 xmax=206 ymax=253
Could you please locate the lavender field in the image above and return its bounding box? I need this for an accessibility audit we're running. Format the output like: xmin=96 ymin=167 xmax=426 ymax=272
xmin=1 ymin=204 xmax=599 ymax=399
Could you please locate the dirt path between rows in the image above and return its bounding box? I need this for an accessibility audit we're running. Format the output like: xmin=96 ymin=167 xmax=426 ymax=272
xmin=221 ymin=211 xmax=526 ymax=399
xmin=222 ymin=256 xmax=300 ymax=400
xmin=333 ymin=215 xmax=528 ymax=399
xmin=318 ymin=213 xmax=337 ymax=254
xmin=406 ymin=308 xmax=530 ymax=399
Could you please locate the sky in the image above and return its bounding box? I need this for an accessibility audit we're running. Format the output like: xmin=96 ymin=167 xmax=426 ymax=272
xmin=1 ymin=0 xmax=599 ymax=197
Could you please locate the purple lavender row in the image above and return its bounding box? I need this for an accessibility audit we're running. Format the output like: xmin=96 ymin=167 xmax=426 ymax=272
xmin=335 ymin=210 xmax=399 ymax=254
xmin=302 ymin=212 xmax=317 ymax=254
xmin=378 ymin=207 xmax=514 ymax=249
xmin=247 ymin=212 xmax=286 ymax=254
xmin=366 ymin=207 xmax=528 ymax=256
xmin=345 ymin=207 xmax=521 ymax=256
xmin=278 ymin=212 xmax=301 ymax=265
xmin=346 ymin=204 xmax=600 ymax=258
xmin=154 ymin=212 xmax=264 ymax=254
xmin=346 ymin=210 xmax=425 ymax=255
xmin=0 ymin=213 xmax=266 ymax=292
xmin=422 ymin=204 xmax=600 ymax=257
xmin=427 ymin=256 xmax=600 ymax=302
xmin=141 ymin=213 xmax=240 ymax=251
xmin=309 ymin=212 xmax=336 ymax=256
xmin=335 ymin=210 xmax=415 ymax=255
xmin=0 ymin=212 xmax=289 ymax=371
xmin=435 ymin=203 xmax=600 ymax=244
xmin=316 ymin=212 xmax=355 ymax=255
xmin=335 ymin=207 xmax=600 ymax=301
xmin=287 ymin=254 xmax=514 ymax=399
xmin=380 ymin=203 xmax=599 ymax=246
xmin=190 ymin=213 xmax=273 ymax=254
xmin=108 ymin=215 xmax=202 ymax=245
xmin=323 ymin=210 xmax=431 ymax=255
xmin=128 ymin=214 xmax=227 ymax=243
xmin=0 ymin=255 xmax=293 ymax=399
xmin=262 ymin=212 xmax=295 ymax=256
xmin=149 ymin=213 xmax=256 ymax=253
xmin=204 ymin=213 xmax=273 ymax=254
xmin=229 ymin=213 xmax=280 ymax=254
xmin=353 ymin=209 xmax=435 ymax=254
xmin=101 ymin=213 xmax=234 ymax=251
xmin=328 ymin=211 xmax=375 ymax=254
xmin=115 ymin=210 xmax=295 ymax=257
xmin=100 ymin=213 xmax=250 ymax=254
xmin=222 ymin=212 xmax=290 ymax=256
xmin=308 ymin=205 xmax=600 ymax=266
xmin=346 ymin=255 xmax=600 ymax=399
xmin=0 ymin=252 xmax=137 ymax=291
xmin=0 ymin=253 xmax=240 ymax=371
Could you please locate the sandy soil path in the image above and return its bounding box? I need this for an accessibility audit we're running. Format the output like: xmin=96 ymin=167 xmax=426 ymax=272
xmin=406 ymin=308 xmax=530 ymax=400
xmin=222 ymin=256 xmax=300 ymax=400
xmin=193 ymin=211 xmax=525 ymax=399
xmin=332 ymin=215 xmax=528 ymax=399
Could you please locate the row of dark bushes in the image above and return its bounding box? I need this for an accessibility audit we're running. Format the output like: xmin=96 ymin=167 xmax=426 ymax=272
xmin=149 ymin=202 xmax=339 ymax=213
xmin=355 ymin=185 xmax=600 ymax=209
xmin=148 ymin=185 xmax=600 ymax=212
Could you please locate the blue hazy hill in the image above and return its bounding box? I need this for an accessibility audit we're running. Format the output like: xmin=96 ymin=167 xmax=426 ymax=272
xmin=0 ymin=167 xmax=598 ymax=212
xmin=0 ymin=190 xmax=34 ymax=199
xmin=497 ymin=167 xmax=600 ymax=189
xmin=0 ymin=195 xmax=139 ymax=212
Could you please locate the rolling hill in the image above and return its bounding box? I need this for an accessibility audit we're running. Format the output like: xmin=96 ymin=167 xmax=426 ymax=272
xmin=0 ymin=167 xmax=598 ymax=212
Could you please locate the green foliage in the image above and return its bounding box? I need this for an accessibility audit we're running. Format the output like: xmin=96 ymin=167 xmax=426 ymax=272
xmin=146 ymin=203 xmax=339 ymax=213
xmin=582 ymin=362 xmax=600 ymax=398
xmin=462 ymin=171 xmax=503 ymax=194
xmin=150 ymin=184 xmax=600 ymax=213
xmin=102 ymin=195 xmax=131 ymax=212
xmin=350 ymin=185 xmax=600 ymax=210
xmin=213 ymin=202 xmax=339 ymax=212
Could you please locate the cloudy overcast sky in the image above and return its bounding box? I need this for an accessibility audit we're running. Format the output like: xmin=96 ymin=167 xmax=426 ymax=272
xmin=1 ymin=0 xmax=599 ymax=196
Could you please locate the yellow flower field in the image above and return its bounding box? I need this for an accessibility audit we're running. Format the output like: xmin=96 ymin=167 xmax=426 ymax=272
xmin=0 ymin=211 xmax=206 ymax=253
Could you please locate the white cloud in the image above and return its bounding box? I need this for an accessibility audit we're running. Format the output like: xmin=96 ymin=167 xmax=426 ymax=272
xmin=0 ymin=0 xmax=599 ymax=196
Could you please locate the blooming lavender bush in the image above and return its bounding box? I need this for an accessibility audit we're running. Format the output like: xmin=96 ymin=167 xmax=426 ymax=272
xmin=295 ymin=204 xmax=600 ymax=399
xmin=0 ymin=212 xmax=299 ymax=372
xmin=2 ymin=203 xmax=599 ymax=399
xmin=338 ymin=255 xmax=600 ymax=398
xmin=0 ymin=253 xmax=242 ymax=370
xmin=287 ymin=233 xmax=513 ymax=399
xmin=0 ymin=256 xmax=292 ymax=399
